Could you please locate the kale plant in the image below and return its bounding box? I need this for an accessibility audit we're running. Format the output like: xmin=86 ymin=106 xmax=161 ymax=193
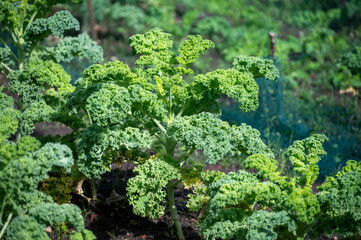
xmin=67 ymin=28 xmax=279 ymax=239
xmin=0 ymin=93 xmax=95 ymax=239
xmin=193 ymin=134 xmax=361 ymax=239
xmin=0 ymin=1 xmax=102 ymax=238
xmin=0 ymin=0 xmax=103 ymax=141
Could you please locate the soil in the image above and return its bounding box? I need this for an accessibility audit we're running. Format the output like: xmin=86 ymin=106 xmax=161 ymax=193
xmin=72 ymin=164 xmax=202 ymax=240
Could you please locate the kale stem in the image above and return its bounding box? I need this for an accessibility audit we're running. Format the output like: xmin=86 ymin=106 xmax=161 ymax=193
xmin=0 ymin=37 xmax=18 ymax=61
xmin=137 ymin=106 xmax=168 ymax=135
xmin=90 ymin=179 xmax=97 ymax=200
xmin=0 ymin=212 xmax=13 ymax=239
xmin=0 ymin=62 xmax=12 ymax=74
xmin=24 ymin=11 xmax=37 ymax=33
xmin=167 ymin=182 xmax=185 ymax=240
xmin=176 ymin=99 xmax=190 ymax=118
xmin=178 ymin=147 xmax=196 ymax=163
xmin=0 ymin=193 xmax=8 ymax=223
xmin=85 ymin=107 xmax=93 ymax=126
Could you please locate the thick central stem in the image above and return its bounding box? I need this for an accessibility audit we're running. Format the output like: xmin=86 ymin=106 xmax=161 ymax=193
xmin=167 ymin=182 xmax=185 ymax=240
xmin=165 ymin=137 xmax=184 ymax=240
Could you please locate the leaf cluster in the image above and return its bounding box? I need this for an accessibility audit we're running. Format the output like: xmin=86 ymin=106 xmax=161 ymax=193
xmin=0 ymin=130 xmax=94 ymax=239
xmin=67 ymin=28 xmax=278 ymax=185
xmin=193 ymin=134 xmax=361 ymax=239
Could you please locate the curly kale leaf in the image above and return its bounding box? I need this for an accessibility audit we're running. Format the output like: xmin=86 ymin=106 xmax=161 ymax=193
xmin=0 ymin=136 xmax=41 ymax=167
xmin=169 ymin=112 xmax=233 ymax=164
xmin=0 ymin=135 xmax=93 ymax=239
xmin=6 ymin=215 xmax=49 ymax=240
xmin=48 ymin=33 xmax=103 ymax=64
xmin=128 ymin=84 xmax=165 ymax=121
xmin=25 ymin=10 xmax=80 ymax=43
xmin=0 ymin=92 xmax=14 ymax=111
xmin=7 ymin=59 xmax=73 ymax=135
xmin=245 ymin=210 xmax=296 ymax=240
xmin=8 ymin=58 xmax=74 ymax=105
xmin=7 ymin=203 xmax=95 ymax=240
xmin=86 ymin=83 xmax=131 ymax=126
xmin=168 ymin=112 xmax=272 ymax=164
xmin=129 ymin=28 xmax=176 ymax=74
xmin=0 ymin=1 xmax=79 ymax=31
xmin=185 ymin=69 xmax=260 ymax=112
xmin=199 ymin=170 xmax=285 ymax=240
xmin=229 ymin=124 xmax=274 ymax=159
xmin=232 ymin=55 xmax=279 ymax=81
xmin=287 ymin=134 xmax=328 ymax=187
xmin=0 ymin=142 xmax=74 ymax=202
xmin=33 ymin=142 xmax=74 ymax=173
xmin=177 ymin=35 xmax=215 ymax=68
xmin=77 ymin=60 xmax=138 ymax=88
xmin=27 ymin=203 xmax=85 ymax=230
xmin=186 ymin=170 xmax=225 ymax=212
xmin=19 ymin=100 xmax=54 ymax=135
xmin=127 ymin=155 xmax=181 ymax=219
xmin=244 ymin=154 xmax=322 ymax=225
xmin=76 ymin=126 xmax=154 ymax=179
xmin=316 ymin=161 xmax=361 ymax=237
xmin=0 ymin=93 xmax=20 ymax=139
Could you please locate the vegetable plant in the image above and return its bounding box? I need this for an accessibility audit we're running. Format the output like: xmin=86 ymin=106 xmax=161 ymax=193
xmin=0 ymin=92 xmax=95 ymax=239
xmin=0 ymin=0 xmax=103 ymax=141
xmin=0 ymin=0 xmax=102 ymax=238
xmin=67 ymin=27 xmax=279 ymax=239
xmin=193 ymin=134 xmax=361 ymax=239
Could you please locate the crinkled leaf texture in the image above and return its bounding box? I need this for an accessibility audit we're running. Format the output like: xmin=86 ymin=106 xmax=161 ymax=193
xmin=0 ymin=93 xmax=20 ymax=139
xmin=316 ymin=160 xmax=361 ymax=237
xmin=7 ymin=203 xmax=95 ymax=240
xmin=48 ymin=33 xmax=103 ymax=63
xmin=126 ymin=155 xmax=181 ymax=219
xmin=168 ymin=112 xmax=273 ymax=164
xmin=198 ymin=135 xmax=333 ymax=239
xmin=8 ymin=58 xmax=74 ymax=135
xmin=86 ymin=83 xmax=131 ymax=126
xmin=231 ymin=55 xmax=279 ymax=81
xmin=25 ymin=10 xmax=80 ymax=43
xmin=0 ymin=134 xmax=93 ymax=239
xmin=0 ymin=141 xmax=74 ymax=209
xmin=76 ymin=126 xmax=154 ymax=179
xmin=199 ymin=170 xmax=295 ymax=240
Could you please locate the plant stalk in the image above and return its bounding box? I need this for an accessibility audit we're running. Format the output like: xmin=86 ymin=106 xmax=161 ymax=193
xmin=167 ymin=182 xmax=185 ymax=240
xmin=90 ymin=179 xmax=97 ymax=200
xmin=0 ymin=212 xmax=13 ymax=239
xmin=0 ymin=194 xmax=7 ymax=223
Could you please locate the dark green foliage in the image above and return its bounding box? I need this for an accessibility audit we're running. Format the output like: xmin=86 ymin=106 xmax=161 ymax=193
xmin=75 ymin=126 xmax=154 ymax=179
xmin=126 ymin=155 xmax=181 ymax=218
xmin=48 ymin=33 xmax=104 ymax=64
xmin=68 ymin=28 xmax=275 ymax=239
xmin=168 ymin=112 xmax=273 ymax=164
xmin=315 ymin=161 xmax=361 ymax=237
xmin=195 ymin=134 xmax=361 ymax=239
xmin=25 ymin=10 xmax=80 ymax=43
xmin=232 ymin=55 xmax=280 ymax=81
xmin=68 ymin=28 xmax=273 ymax=182
xmin=7 ymin=58 xmax=74 ymax=135
xmin=0 ymin=131 xmax=93 ymax=238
